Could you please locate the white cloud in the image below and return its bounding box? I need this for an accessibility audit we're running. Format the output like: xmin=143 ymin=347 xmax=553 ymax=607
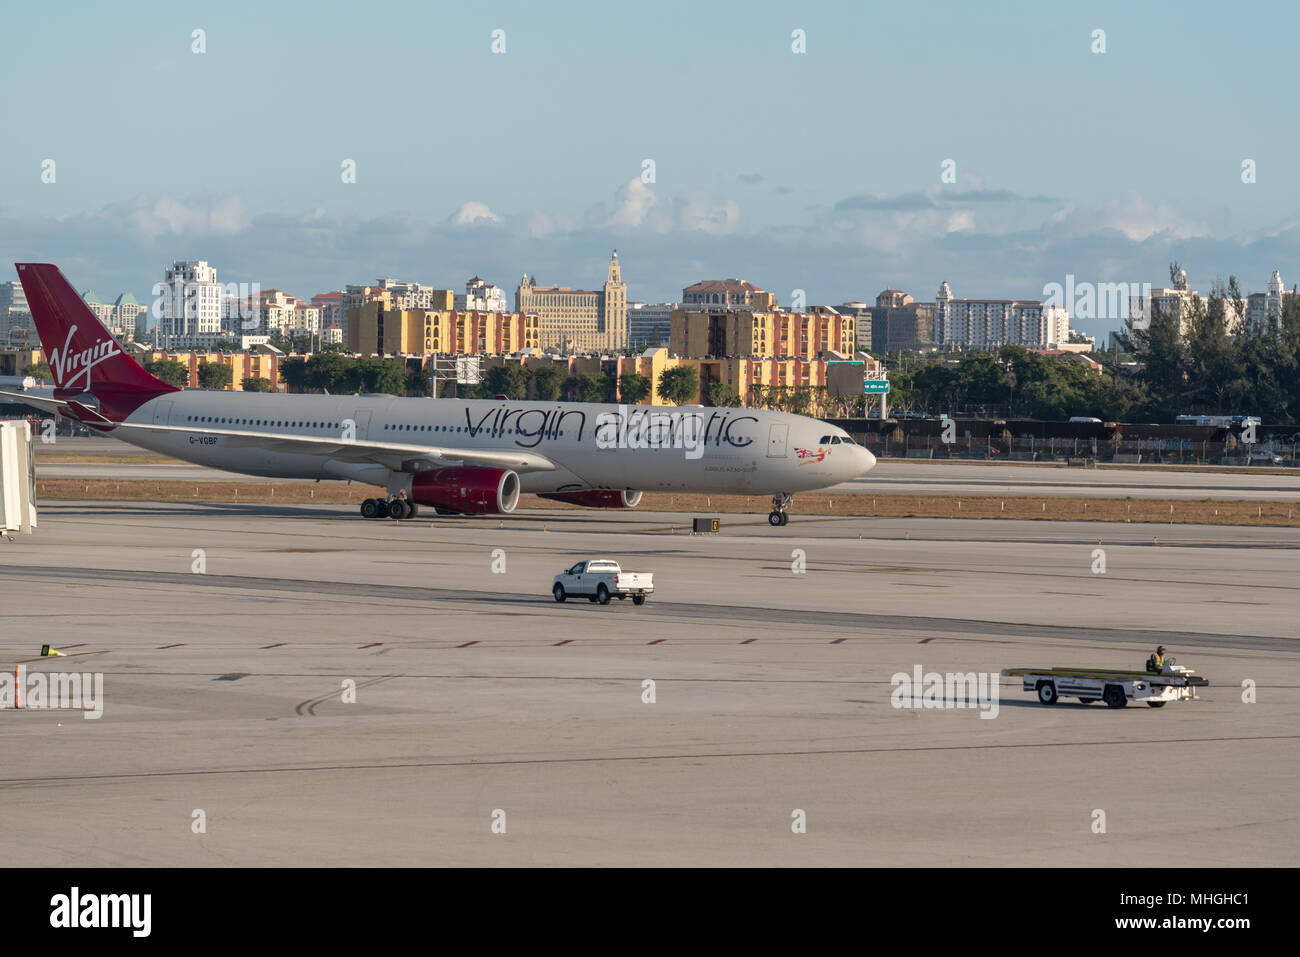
xmin=946 ymin=210 xmax=975 ymax=233
xmin=451 ymin=201 xmax=503 ymax=226
xmin=609 ymin=178 xmax=657 ymax=227
xmin=114 ymin=195 xmax=251 ymax=240
xmin=675 ymin=192 xmax=740 ymax=235
xmin=1050 ymin=194 xmax=1211 ymax=242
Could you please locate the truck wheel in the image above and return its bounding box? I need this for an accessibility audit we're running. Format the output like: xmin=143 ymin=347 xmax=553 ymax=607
xmin=1103 ymin=685 xmax=1128 ymax=709
xmin=632 ymin=595 xmax=646 ymax=606
xmin=1147 ymin=700 xmax=1167 ymax=708
xmin=1036 ymin=681 xmax=1058 ymax=705
xmin=552 ymin=583 xmax=566 ymax=603
xmin=597 ymin=584 xmax=610 ymax=605
xmin=1076 ymin=698 xmax=1094 ymax=704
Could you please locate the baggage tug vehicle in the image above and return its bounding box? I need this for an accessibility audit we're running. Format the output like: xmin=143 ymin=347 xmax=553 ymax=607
xmin=1003 ymin=660 xmax=1208 ymax=709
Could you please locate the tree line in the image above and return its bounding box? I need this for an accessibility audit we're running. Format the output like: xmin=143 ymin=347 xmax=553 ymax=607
xmin=885 ymin=264 xmax=1300 ymax=423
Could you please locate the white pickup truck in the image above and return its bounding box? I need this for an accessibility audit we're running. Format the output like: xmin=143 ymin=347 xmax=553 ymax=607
xmin=552 ymin=559 xmax=654 ymax=606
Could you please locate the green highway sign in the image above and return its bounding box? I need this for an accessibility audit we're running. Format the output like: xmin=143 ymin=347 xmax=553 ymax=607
xmin=863 ymin=380 xmax=891 ymax=394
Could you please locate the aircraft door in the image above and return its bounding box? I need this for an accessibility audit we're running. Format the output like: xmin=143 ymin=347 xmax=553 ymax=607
xmin=766 ymin=423 xmax=788 ymax=458
xmin=151 ymin=400 xmax=173 ymax=425
xmin=346 ymin=410 xmax=373 ymax=442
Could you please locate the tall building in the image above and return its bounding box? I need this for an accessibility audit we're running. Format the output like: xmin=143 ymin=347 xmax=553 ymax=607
xmin=347 ymin=302 xmax=538 ymax=356
xmin=935 ymin=282 xmax=1068 ymax=349
xmin=0 ymin=281 xmax=33 ymax=346
xmin=310 ymin=291 xmax=346 ymax=332
xmin=860 ymin=290 xmax=935 ymax=353
xmin=682 ymin=278 xmax=766 ymax=309
xmin=671 ymin=305 xmax=855 ymax=359
xmin=376 ymin=278 xmax=439 ymax=311
xmin=456 ymin=277 xmax=508 ymax=313
xmin=515 ymin=251 xmax=626 ymax=352
xmin=873 ymin=301 xmax=935 ymax=353
xmin=627 ymin=301 xmax=678 ymax=348
xmin=1128 ymin=268 xmax=1243 ymax=337
xmin=82 ymin=291 xmax=147 ymax=339
xmin=875 ymin=289 xmax=912 ymax=309
xmin=342 ymin=285 xmax=393 ymax=342
xmin=158 ymin=261 xmax=226 ymax=348
xmin=1246 ymin=270 xmax=1294 ymax=327
xmin=836 ymin=302 xmax=873 ymax=352
xmin=252 ymin=290 xmax=319 ymax=338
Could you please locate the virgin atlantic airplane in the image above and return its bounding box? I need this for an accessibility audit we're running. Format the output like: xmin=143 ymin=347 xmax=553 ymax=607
xmin=3 ymin=263 xmax=875 ymax=525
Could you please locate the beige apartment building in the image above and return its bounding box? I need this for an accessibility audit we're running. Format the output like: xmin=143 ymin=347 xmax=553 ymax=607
xmin=515 ymin=252 xmax=626 ymax=352
xmin=347 ymin=301 xmax=539 ymax=356
xmin=670 ymin=306 xmax=855 ymax=360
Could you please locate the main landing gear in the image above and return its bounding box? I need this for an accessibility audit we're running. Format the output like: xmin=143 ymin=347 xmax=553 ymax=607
xmin=361 ymin=497 xmax=419 ymax=520
xmin=768 ymin=492 xmax=794 ymax=527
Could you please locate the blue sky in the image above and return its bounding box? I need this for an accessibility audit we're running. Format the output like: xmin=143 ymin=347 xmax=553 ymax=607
xmin=2 ymin=0 xmax=1298 ymax=338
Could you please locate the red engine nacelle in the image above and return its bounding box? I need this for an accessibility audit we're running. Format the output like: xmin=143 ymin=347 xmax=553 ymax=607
xmin=537 ymin=489 xmax=643 ymax=509
xmin=409 ymin=466 xmax=520 ymax=514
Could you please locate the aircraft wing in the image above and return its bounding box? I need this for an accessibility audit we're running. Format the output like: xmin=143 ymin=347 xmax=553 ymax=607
xmin=101 ymin=420 xmax=557 ymax=474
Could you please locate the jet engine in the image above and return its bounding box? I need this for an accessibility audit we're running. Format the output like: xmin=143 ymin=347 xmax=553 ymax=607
xmin=537 ymin=489 xmax=643 ymax=509
xmin=409 ymin=467 xmax=520 ymax=514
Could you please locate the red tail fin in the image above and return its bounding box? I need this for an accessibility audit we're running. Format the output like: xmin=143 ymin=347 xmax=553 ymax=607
xmin=14 ymin=263 xmax=175 ymax=394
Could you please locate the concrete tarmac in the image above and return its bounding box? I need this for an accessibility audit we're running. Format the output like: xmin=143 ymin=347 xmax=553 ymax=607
xmin=36 ymin=444 xmax=1300 ymax=500
xmin=1 ymin=502 xmax=1296 ymax=866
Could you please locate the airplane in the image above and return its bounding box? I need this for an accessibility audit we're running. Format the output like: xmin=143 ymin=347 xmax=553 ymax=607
xmin=2 ymin=263 xmax=876 ymax=526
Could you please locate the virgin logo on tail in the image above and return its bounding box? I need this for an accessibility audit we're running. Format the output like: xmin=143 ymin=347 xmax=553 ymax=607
xmin=49 ymin=325 xmax=122 ymax=390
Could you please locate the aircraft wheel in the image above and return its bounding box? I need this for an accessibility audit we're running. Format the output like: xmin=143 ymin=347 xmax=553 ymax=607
xmin=769 ymin=511 xmax=783 ymax=526
xmin=632 ymin=595 xmax=646 ymax=606
xmin=780 ymin=512 xmax=789 ymax=526
xmin=1036 ymin=681 xmax=1058 ymax=705
xmin=597 ymin=584 xmax=610 ymax=605
xmin=361 ymin=499 xmax=380 ymax=519
xmin=553 ymin=583 xmax=566 ymax=603
xmin=405 ymin=503 xmax=419 ymax=518
xmin=388 ymin=499 xmax=411 ymax=519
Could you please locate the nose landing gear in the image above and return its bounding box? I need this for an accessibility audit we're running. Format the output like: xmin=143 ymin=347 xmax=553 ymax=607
xmin=768 ymin=492 xmax=793 ymax=526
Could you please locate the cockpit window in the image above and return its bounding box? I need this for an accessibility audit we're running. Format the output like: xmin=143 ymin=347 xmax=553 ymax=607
xmin=819 ymin=435 xmax=831 ymax=443
xmin=831 ymin=436 xmax=842 ymax=444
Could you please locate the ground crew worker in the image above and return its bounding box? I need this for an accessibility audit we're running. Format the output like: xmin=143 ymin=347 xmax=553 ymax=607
xmin=1146 ymin=645 xmax=1166 ymax=673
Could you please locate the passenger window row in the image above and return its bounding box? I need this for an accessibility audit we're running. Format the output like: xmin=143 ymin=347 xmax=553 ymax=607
xmin=187 ymin=416 xmax=341 ymax=429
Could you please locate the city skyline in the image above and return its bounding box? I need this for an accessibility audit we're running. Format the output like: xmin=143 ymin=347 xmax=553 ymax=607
xmin=3 ymin=1 xmax=1299 ymax=339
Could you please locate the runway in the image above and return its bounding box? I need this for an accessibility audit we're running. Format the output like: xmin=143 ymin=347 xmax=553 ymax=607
xmin=1 ymin=501 xmax=1296 ymax=865
xmin=35 ymin=438 xmax=1300 ymax=500
xmin=835 ymin=461 xmax=1300 ymax=501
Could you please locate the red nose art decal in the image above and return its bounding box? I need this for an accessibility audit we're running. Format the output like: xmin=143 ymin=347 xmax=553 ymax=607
xmin=794 ymin=447 xmax=827 ymax=464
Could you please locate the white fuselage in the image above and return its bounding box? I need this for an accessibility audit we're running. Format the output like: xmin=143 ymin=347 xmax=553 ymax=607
xmin=115 ymin=391 xmax=874 ymax=495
